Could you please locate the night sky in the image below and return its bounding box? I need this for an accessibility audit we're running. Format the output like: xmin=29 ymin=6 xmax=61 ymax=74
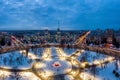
xmin=0 ymin=0 xmax=120 ymax=30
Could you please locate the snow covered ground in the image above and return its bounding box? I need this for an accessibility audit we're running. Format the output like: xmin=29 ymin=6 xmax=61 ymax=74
xmin=64 ymin=48 xmax=120 ymax=80
xmin=0 ymin=47 xmax=120 ymax=80
xmin=0 ymin=70 xmax=41 ymax=80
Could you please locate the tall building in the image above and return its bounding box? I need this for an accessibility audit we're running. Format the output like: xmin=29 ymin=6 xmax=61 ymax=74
xmin=56 ymin=28 xmax=61 ymax=43
xmin=105 ymin=29 xmax=115 ymax=44
xmin=44 ymin=29 xmax=50 ymax=43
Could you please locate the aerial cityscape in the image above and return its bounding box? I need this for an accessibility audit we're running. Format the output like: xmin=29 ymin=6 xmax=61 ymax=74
xmin=0 ymin=0 xmax=120 ymax=80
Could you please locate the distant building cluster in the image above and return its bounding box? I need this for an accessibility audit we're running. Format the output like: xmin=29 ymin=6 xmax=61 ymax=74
xmin=86 ymin=29 xmax=120 ymax=48
xmin=0 ymin=28 xmax=120 ymax=48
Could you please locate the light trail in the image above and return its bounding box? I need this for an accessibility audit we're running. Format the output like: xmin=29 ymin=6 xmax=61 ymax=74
xmin=75 ymin=31 xmax=91 ymax=45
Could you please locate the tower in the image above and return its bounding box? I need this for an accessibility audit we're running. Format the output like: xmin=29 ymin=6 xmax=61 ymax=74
xmin=56 ymin=21 xmax=61 ymax=43
xmin=44 ymin=29 xmax=49 ymax=43
xmin=56 ymin=28 xmax=61 ymax=43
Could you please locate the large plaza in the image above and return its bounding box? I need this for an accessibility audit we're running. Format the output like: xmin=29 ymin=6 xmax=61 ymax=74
xmin=0 ymin=46 xmax=120 ymax=80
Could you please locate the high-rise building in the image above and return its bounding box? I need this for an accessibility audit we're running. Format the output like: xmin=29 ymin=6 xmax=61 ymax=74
xmin=56 ymin=28 xmax=61 ymax=43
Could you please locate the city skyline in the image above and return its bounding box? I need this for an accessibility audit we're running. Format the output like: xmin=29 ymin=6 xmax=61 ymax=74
xmin=0 ymin=0 xmax=120 ymax=30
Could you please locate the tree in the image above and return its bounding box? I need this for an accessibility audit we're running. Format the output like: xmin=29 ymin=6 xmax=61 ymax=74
xmin=0 ymin=37 xmax=5 ymax=46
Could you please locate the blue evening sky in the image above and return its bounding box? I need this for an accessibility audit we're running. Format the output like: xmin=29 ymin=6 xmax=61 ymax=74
xmin=0 ymin=0 xmax=120 ymax=30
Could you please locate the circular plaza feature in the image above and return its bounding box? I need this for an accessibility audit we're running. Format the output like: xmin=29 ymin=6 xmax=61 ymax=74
xmin=32 ymin=57 xmax=80 ymax=80
xmin=52 ymin=61 xmax=61 ymax=68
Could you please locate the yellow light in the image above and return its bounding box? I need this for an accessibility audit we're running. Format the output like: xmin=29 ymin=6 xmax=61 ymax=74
xmin=92 ymin=56 xmax=115 ymax=66
xmin=81 ymin=63 xmax=86 ymax=68
xmin=93 ymin=61 xmax=100 ymax=65
xmin=56 ymin=48 xmax=67 ymax=57
xmin=20 ymin=72 xmax=40 ymax=80
xmin=35 ymin=62 xmax=46 ymax=69
xmin=71 ymin=71 xmax=76 ymax=76
xmin=28 ymin=52 xmax=39 ymax=59
xmin=81 ymin=50 xmax=85 ymax=52
xmin=41 ymin=48 xmax=52 ymax=59
xmin=107 ymin=57 xmax=114 ymax=61
xmin=0 ymin=70 xmax=11 ymax=77
xmin=41 ymin=70 xmax=53 ymax=79
xmin=71 ymin=56 xmax=75 ymax=59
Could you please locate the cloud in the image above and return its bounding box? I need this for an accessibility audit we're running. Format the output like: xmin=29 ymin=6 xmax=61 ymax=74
xmin=0 ymin=0 xmax=120 ymax=30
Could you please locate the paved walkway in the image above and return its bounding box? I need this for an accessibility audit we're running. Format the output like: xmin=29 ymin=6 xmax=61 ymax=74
xmin=0 ymin=67 xmax=31 ymax=72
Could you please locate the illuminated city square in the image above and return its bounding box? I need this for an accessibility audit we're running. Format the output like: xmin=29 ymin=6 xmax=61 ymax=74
xmin=0 ymin=32 xmax=120 ymax=80
xmin=0 ymin=0 xmax=120 ymax=80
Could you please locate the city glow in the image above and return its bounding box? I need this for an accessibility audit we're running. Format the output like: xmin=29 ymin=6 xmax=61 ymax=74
xmin=0 ymin=29 xmax=119 ymax=80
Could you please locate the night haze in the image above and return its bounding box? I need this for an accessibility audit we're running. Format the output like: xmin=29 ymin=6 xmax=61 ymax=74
xmin=0 ymin=0 xmax=120 ymax=30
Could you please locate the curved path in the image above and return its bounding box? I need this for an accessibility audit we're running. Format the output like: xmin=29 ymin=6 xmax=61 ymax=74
xmin=0 ymin=67 xmax=31 ymax=72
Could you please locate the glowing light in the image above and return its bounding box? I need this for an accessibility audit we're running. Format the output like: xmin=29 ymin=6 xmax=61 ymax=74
xmin=20 ymin=72 xmax=41 ymax=80
xmin=28 ymin=52 xmax=39 ymax=59
xmin=0 ymin=70 xmax=11 ymax=79
xmin=36 ymin=69 xmax=53 ymax=79
xmin=93 ymin=60 xmax=101 ymax=65
xmin=71 ymin=71 xmax=76 ymax=76
xmin=41 ymin=48 xmax=52 ymax=59
xmin=80 ymin=72 xmax=102 ymax=80
xmin=70 ymin=49 xmax=85 ymax=59
xmin=42 ymin=70 xmax=53 ymax=78
xmin=56 ymin=48 xmax=67 ymax=57
xmin=71 ymin=60 xmax=78 ymax=65
xmin=64 ymin=68 xmax=72 ymax=73
xmin=107 ymin=57 xmax=115 ymax=61
xmin=34 ymin=62 xmax=46 ymax=69
xmin=92 ymin=56 xmax=115 ymax=66
xmin=81 ymin=63 xmax=87 ymax=68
